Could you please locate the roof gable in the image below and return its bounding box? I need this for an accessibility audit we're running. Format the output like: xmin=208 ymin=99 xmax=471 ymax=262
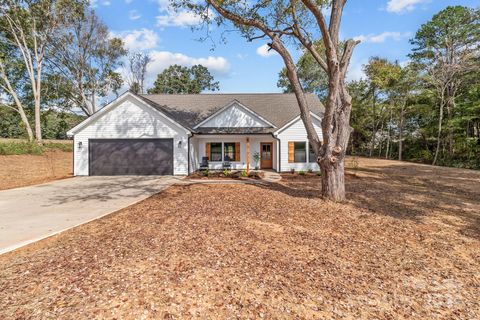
xmin=274 ymin=112 xmax=323 ymax=135
xmin=195 ymin=100 xmax=274 ymax=129
xmin=67 ymin=92 xmax=191 ymax=136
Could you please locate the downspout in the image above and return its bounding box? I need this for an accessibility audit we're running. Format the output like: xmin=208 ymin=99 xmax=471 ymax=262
xmin=271 ymin=133 xmax=281 ymax=172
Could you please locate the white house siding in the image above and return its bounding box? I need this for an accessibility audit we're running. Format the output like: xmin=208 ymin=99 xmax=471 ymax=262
xmin=199 ymin=103 xmax=270 ymax=128
xmin=277 ymin=116 xmax=323 ymax=172
xmin=73 ymin=96 xmax=189 ymax=176
xmin=192 ymin=135 xmax=277 ymax=171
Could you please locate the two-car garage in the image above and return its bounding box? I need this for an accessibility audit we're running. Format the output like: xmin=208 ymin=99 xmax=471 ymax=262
xmin=89 ymin=139 xmax=174 ymax=176
xmin=68 ymin=93 xmax=190 ymax=176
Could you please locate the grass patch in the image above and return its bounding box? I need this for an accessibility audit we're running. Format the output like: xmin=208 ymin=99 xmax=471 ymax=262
xmin=0 ymin=140 xmax=73 ymax=155
xmin=43 ymin=142 xmax=73 ymax=152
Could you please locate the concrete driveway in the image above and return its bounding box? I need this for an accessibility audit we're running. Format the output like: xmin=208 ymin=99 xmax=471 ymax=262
xmin=0 ymin=176 xmax=182 ymax=254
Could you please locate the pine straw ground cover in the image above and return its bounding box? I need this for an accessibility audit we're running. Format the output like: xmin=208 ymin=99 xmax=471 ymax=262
xmin=0 ymin=158 xmax=479 ymax=319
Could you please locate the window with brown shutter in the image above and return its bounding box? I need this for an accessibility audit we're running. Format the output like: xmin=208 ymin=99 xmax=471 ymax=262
xmin=223 ymin=143 xmax=235 ymax=161
xmin=210 ymin=143 xmax=222 ymax=161
xmin=293 ymin=142 xmax=306 ymax=162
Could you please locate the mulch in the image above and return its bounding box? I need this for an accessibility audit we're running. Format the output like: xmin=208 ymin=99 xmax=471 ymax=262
xmin=187 ymin=170 xmax=264 ymax=180
xmin=0 ymin=158 xmax=479 ymax=319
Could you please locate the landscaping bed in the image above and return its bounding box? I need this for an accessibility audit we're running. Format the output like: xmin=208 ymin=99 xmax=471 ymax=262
xmin=0 ymin=158 xmax=479 ymax=319
xmin=281 ymin=171 xmax=321 ymax=180
xmin=187 ymin=169 xmax=264 ymax=180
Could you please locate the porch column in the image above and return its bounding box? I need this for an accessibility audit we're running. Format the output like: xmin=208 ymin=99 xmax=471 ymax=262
xmin=246 ymin=137 xmax=250 ymax=173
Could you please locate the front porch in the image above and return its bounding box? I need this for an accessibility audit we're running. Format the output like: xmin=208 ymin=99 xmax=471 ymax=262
xmin=189 ymin=134 xmax=278 ymax=173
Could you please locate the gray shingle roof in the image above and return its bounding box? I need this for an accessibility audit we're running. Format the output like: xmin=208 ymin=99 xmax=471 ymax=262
xmin=138 ymin=93 xmax=324 ymax=132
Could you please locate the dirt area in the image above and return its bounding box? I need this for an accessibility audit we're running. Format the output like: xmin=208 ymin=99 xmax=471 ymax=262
xmin=0 ymin=151 xmax=72 ymax=190
xmin=0 ymin=158 xmax=479 ymax=319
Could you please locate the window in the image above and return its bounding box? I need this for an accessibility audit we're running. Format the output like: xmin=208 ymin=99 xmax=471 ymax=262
xmin=210 ymin=143 xmax=222 ymax=161
xmin=294 ymin=142 xmax=306 ymax=163
xmin=224 ymin=143 xmax=236 ymax=161
xmin=309 ymin=144 xmax=316 ymax=163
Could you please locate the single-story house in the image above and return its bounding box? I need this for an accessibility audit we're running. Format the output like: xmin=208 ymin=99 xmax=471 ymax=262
xmin=67 ymin=91 xmax=324 ymax=176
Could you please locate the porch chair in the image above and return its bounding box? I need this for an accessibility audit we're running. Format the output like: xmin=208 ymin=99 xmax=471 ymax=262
xmin=222 ymin=161 xmax=232 ymax=170
xmin=200 ymin=157 xmax=209 ymax=171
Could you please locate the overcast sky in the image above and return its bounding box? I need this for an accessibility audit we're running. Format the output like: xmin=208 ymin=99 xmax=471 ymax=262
xmin=92 ymin=0 xmax=479 ymax=93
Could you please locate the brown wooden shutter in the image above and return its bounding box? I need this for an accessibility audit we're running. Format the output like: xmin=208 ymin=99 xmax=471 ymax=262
xmin=288 ymin=141 xmax=294 ymax=163
xmin=235 ymin=142 xmax=240 ymax=161
xmin=205 ymin=143 xmax=211 ymax=160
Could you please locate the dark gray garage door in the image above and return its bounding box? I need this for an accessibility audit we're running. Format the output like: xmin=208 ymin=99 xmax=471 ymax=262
xmin=89 ymin=139 xmax=173 ymax=175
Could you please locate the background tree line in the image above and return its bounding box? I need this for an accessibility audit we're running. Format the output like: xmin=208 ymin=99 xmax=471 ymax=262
xmin=0 ymin=0 xmax=219 ymax=142
xmin=2 ymin=2 xmax=478 ymax=171
xmin=278 ymin=6 xmax=479 ymax=169
xmin=0 ymin=0 xmax=127 ymax=142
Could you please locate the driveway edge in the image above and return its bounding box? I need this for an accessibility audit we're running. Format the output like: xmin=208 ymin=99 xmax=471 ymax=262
xmin=0 ymin=179 xmax=181 ymax=256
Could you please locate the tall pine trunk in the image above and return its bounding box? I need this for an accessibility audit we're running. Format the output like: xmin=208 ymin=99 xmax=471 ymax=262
xmin=369 ymin=86 xmax=376 ymax=157
xmin=385 ymin=100 xmax=394 ymax=159
xmin=446 ymin=96 xmax=455 ymax=158
xmin=433 ymin=93 xmax=445 ymax=165
xmin=398 ymin=100 xmax=405 ymax=161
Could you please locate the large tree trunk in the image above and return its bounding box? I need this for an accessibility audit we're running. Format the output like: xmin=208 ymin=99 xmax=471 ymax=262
xmin=33 ymin=75 xmax=42 ymax=143
xmin=317 ymin=83 xmax=353 ymax=201
xmin=205 ymin=0 xmax=356 ymax=201
xmin=34 ymin=99 xmax=42 ymax=143
xmin=320 ymin=159 xmax=345 ymax=201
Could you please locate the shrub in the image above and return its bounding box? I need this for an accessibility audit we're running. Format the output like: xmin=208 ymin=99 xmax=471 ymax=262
xmin=222 ymin=169 xmax=231 ymax=176
xmin=350 ymin=156 xmax=359 ymax=170
xmin=298 ymin=170 xmax=306 ymax=175
xmin=203 ymin=169 xmax=210 ymax=177
xmin=316 ymin=171 xmax=322 ymax=176
xmin=0 ymin=141 xmax=44 ymax=155
xmin=241 ymin=170 xmax=248 ymax=177
xmin=0 ymin=140 xmax=73 ymax=155
xmin=253 ymin=151 xmax=260 ymax=169
xmin=44 ymin=142 xmax=73 ymax=152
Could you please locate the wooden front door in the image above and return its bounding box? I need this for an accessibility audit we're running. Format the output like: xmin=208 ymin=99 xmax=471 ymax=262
xmin=260 ymin=143 xmax=273 ymax=169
